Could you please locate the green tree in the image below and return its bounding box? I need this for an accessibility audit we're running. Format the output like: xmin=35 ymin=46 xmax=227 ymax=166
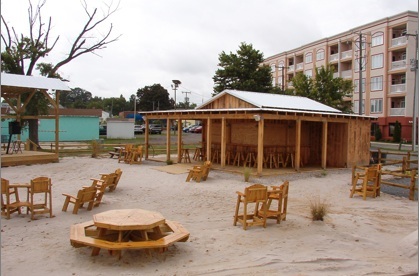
xmin=1 ymin=1 xmax=120 ymax=148
xmin=292 ymin=65 xmax=353 ymax=113
xmin=137 ymin=84 xmax=172 ymax=111
xmin=213 ymin=42 xmax=273 ymax=95
xmin=374 ymin=126 xmax=382 ymax=141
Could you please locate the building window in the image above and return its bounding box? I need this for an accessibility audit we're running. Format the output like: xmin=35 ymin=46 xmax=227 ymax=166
xmin=354 ymin=78 xmax=365 ymax=93
xmin=371 ymin=76 xmax=383 ymax=91
xmin=371 ymin=54 xmax=384 ymax=69
xmin=305 ymin=69 xmax=312 ymax=78
xmin=305 ymin=53 xmax=312 ymax=63
xmin=371 ymin=32 xmax=384 ymax=47
xmin=316 ymin=49 xmax=324 ymax=61
xmin=354 ymin=100 xmax=365 ymax=113
xmin=371 ymin=123 xmax=378 ymax=136
xmin=370 ymin=98 xmax=383 ymax=113
xmin=389 ymin=123 xmax=396 ymax=137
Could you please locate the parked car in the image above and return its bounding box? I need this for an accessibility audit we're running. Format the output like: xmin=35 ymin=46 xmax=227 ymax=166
xmin=183 ymin=125 xmax=197 ymax=133
xmin=193 ymin=126 xmax=203 ymax=133
xmin=149 ymin=124 xmax=162 ymax=134
xmin=99 ymin=125 xmax=107 ymax=135
xmin=134 ymin=125 xmax=145 ymax=134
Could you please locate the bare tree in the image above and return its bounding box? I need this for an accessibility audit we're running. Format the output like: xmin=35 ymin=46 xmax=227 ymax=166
xmin=1 ymin=0 xmax=121 ymax=148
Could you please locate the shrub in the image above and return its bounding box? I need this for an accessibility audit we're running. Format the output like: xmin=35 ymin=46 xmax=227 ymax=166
xmin=243 ymin=166 xmax=251 ymax=182
xmin=374 ymin=126 xmax=382 ymax=141
xmin=309 ymin=196 xmax=329 ymax=221
xmin=91 ymin=140 xmax=101 ymax=158
xmin=393 ymin=121 xmax=401 ymax=143
xmin=166 ymin=159 xmax=173 ymax=165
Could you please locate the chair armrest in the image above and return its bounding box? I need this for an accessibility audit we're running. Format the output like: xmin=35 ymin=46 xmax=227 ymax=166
xmin=62 ymin=193 xmax=76 ymax=200
xmin=236 ymin=191 xmax=245 ymax=196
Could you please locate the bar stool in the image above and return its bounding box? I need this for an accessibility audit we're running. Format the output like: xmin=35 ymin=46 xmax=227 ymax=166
xmin=193 ymin=147 xmax=202 ymax=161
xmin=180 ymin=148 xmax=191 ymax=163
xmin=233 ymin=146 xmax=244 ymax=167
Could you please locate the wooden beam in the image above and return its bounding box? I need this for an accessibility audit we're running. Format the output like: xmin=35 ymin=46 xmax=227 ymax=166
xmin=257 ymin=117 xmax=264 ymax=176
xmin=145 ymin=119 xmax=149 ymax=159
xmin=295 ymin=118 xmax=301 ymax=171
xmin=322 ymin=121 xmax=328 ymax=169
xmin=206 ymin=118 xmax=211 ymax=162
xmin=221 ymin=117 xmax=226 ymax=167
xmin=55 ymin=91 xmax=60 ymax=154
xmin=177 ymin=119 xmax=182 ymax=163
xmin=166 ymin=118 xmax=171 ymax=161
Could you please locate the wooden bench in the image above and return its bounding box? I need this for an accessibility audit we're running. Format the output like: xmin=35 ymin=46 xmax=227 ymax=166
xmin=70 ymin=220 xmax=190 ymax=254
xmin=108 ymin=151 xmax=120 ymax=158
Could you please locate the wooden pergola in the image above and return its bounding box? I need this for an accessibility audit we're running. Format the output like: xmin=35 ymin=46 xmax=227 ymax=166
xmin=1 ymin=73 xmax=71 ymax=166
xmin=141 ymin=90 xmax=376 ymax=175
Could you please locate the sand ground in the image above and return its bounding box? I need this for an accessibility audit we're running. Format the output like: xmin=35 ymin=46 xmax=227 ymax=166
xmin=1 ymin=156 xmax=418 ymax=276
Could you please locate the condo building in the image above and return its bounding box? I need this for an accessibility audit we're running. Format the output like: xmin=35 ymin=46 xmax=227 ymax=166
xmin=264 ymin=11 xmax=418 ymax=142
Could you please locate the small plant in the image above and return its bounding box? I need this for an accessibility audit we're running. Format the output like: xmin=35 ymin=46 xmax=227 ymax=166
xmin=321 ymin=170 xmax=327 ymax=177
xmin=309 ymin=196 xmax=329 ymax=221
xmin=243 ymin=166 xmax=251 ymax=182
xmin=91 ymin=140 xmax=101 ymax=158
xmin=166 ymin=159 xmax=173 ymax=165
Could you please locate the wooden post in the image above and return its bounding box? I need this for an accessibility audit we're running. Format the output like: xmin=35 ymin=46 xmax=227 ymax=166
xmin=295 ymin=118 xmax=301 ymax=171
xmin=221 ymin=118 xmax=226 ymax=167
xmin=145 ymin=119 xmax=149 ymax=159
xmin=166 ymin=118 xmax=171 ymax=162
xmin=177 ymin=118 xmax=182 ymax=163
xmin=206 ymin=118 xmax=211 ymax=162
xmin=321 ymin=121 xmax=328 ymax=169
xmin=409 ymin=170 xmax=417 ymax=201
xmin=55 ymin=90 xmax=60 ymax=155
xmin=257 ymin=117 xmax=264 ymax=176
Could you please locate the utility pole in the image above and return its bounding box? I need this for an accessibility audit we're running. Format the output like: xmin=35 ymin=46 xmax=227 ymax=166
xmin=171 ymin=80 xmax=181 ymax=109
xmin=407 ymin=32 xmax=418 ymax=151
xmin=182 ymin=91 xmax=191 ymax=107
xmin=133 ymin=95 xmax=137 ymax=124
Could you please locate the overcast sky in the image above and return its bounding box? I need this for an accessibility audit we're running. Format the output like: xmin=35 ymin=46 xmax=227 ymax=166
xmin=1 ymin=0 xmax=417 ymax=106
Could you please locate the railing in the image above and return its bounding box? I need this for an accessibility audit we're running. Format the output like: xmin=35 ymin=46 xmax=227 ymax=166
xmin=288 ymin=81 xmax=293 ymax=87
xmin=341 ymin=70 xmax=352 ymax=79
xmin=341 ymin=50 xmax=352 ymax=59
xmin=329 ymin=53 xmax=339 ymax=62
xmin=288 ymin=65 xmax=295 ymax=72
xmin=391 ymin=60 xmax=407 ymax=70
xmin=391 ymin=36 xmax=407 ymax=47
xmin=25 ymin=139 xmax=39 ymax=151
xmin=390 ymin=107 xmax=405 ymax=116
xmin=390 ymin=84 xmax=406 ymax=93
xmin=296 ymin=63 xmax=303 ymax=71
xmin=333 ymin=72 xmax=339 ymax=78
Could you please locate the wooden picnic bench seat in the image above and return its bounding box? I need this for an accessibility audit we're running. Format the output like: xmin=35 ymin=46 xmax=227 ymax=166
xmin=70 ymin=220 xmax=190 ymax=253
xmin=108 ymin=151 xmax=120 ymax=158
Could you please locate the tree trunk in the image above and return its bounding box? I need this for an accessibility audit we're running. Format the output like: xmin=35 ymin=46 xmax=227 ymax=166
xmin=28 ymin=119 xmax=41 ymax=150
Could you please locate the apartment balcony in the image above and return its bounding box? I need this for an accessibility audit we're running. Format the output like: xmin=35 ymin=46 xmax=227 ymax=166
xmin=391 ymin=36 xmax=407 ymax=47
xmin=296 ymin=63 xmax=304 ymax=71
xmin=288 ymin=81 xmax=293 ymax=87
xmin=390 ymin=60 xmax=407 ymax=70
xmin=333 ymin=72 xmax=339 ymax=78
xmin=341 ymin=50 xmax=352 ymax=59
xmin=341 ymin=70 xmax=352 ymax=79
xmin=390 ymin=84 xmax=406 ymax=94
xmin=329 ymin=53 xmax=339 ymax=62
xmin=390 ymin=108 xmax=405 ymax=116
xmin=288 ymin=65 xmax=295 ymax=72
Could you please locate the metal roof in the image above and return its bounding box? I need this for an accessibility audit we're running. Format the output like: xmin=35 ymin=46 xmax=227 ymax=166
xmin=1 ymin=73 xmax=71 ymax=92
xmin=196 ymin=90 xmax=342 ymax=114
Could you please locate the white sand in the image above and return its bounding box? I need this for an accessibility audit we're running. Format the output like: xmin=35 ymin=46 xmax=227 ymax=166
xmin=1 ymin=156 xmax=417 ymax=276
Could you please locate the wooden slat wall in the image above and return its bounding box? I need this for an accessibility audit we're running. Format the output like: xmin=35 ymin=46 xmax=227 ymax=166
xmin=200 ymin=94 xmax=256 ymax=109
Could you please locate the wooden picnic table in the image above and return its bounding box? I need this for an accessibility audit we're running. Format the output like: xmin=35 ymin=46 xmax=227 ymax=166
xmin=70 ymin=209 xmax=190 ymax=259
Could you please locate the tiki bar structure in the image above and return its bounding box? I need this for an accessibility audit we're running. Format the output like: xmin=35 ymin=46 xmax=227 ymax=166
xmin=1 ymin=73 xmax=71 ymax=167
xmin=142 ymin=90 xmax=376 ymax=175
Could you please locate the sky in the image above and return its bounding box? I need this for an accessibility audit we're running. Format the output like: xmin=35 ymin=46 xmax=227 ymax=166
xmin=1 ymin=0 xmax=418 ymax=106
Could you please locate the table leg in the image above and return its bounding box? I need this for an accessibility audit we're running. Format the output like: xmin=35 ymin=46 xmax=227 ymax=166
xmin=91 ymin=228 xmax=107 ymax=256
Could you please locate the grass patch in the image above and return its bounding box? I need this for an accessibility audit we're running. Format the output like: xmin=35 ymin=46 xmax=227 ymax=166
xmin=309 ymin=196 xmax=329 ymax=221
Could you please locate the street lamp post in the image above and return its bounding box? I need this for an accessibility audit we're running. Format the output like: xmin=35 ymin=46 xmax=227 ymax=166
xmin=171 ymin=80 xmax=181 ymax=109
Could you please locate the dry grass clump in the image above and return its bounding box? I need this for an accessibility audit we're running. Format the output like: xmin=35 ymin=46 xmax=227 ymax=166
xmin=91 ymin=140 xmax=101 ymax=158
xmin=309 ymin=196 xmax=329 ymax=221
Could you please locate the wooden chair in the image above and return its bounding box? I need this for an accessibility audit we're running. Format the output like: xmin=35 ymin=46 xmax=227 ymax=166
xmin=130 ymin=146 xmax=143 ymax=165
xmin=185 ymin=161 xmax=212 ymax=183
xmin=83 ymin=178 xmax=107 ymax=207
xmin=118 ymin=144 xmax=133 ymax=163
xmin=233 ymin=184 xmax=268 ymax=230
xmin=27 ymin=177 xmax=53 ymax=220
xmin=258 ymin=181 xmax=289 ymax=224
xmin=350 ymin=165 xmax=381 ymax=200
xmin=99 ymin=169 xmax=122 ymax=192
xmin=1 ymin=178 xmax=24 ymax=219
xmin=62 ymin=186 xmax=97 ymax=214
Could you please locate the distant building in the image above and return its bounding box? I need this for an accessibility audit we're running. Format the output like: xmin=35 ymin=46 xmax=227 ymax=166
xmin=264 ymin=11 xmax=418 ymax=142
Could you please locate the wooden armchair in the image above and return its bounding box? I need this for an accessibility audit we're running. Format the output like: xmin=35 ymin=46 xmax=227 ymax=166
xmin=185 ymin=161 xmax=212 ymax=183
xmin=233 ymin=184 xmax=268 ymax=230
xmin=118 ymin=144 xmax=134 ymax=163
xmin=99 ymin=169 xmax=122 ymax=192
xmin=350 ymin=165 xmax=381 ymax=200
xmin=258 ymin=181 xmax=289 ymax=224
xmin=62 ymin=186 xmax=97 ymax=214
xmin=1 ymin=178 xmax=24 ymax=219
xmin=130 ymin=146 xmax=143 ymax=165
xmin=27 ymin=177 xmax=53 ymax=220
